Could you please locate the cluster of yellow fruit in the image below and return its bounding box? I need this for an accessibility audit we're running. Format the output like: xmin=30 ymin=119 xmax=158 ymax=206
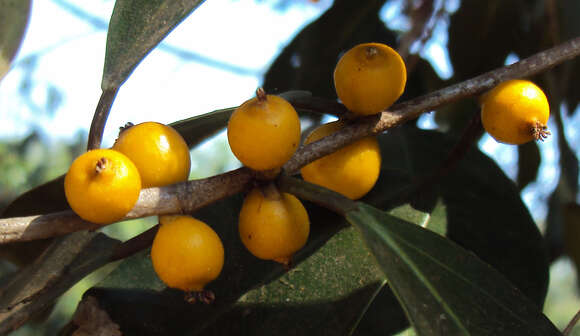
xmin=64 ymin=122 xmax=225 ymax=292
xmin=64 ymin=122 xmax=191 ymax=224
xmin=63 ymin=41 xmax=549 ymax=296
xmin=301 ymin=42 xmax=407 ymax=199
xmin=227 ymin=87 xmax=310 ymax=265
xmin=227 ymin=43 xmax=408 ymax=265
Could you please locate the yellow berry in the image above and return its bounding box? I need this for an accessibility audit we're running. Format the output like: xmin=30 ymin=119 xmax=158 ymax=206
xmin=227 ymin=88 xmax=301 ymax=171
xmin=334 ymin=42 xmax=407 ymax=115
xmin=300 ymin=120 xmax=381 ymax=200
xmin=238 ymin=186 xmax=310 ymax=265
xmin=112 ymin=121 xmax=191 ymax=188
xmin=64 ymin=149 xmax=141 ymax=224
xmin=151 ymin=215 xmax=224 ymax=292
xmin=480 ymin=79 xmax=550 ymax=145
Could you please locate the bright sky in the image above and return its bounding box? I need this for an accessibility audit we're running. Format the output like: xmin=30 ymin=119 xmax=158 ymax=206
xmin=0 ymin=0 xmax=326 ymax=144
xmin=1 ymin=0 xmax=579 ymax=220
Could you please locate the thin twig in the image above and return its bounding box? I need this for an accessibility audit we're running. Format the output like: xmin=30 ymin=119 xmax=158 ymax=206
xmin=109 ymin=224 xmax=159 ymax=262
xmin=277 ymin=175 xmax=357 ymax=216
xmin=87 ymin=88 xmax=119 ymax=150
xmin=1 ymin=36 xmax=580 ymax=244
xmin=392 ymin=111 xmax=483 ymax=205
xmin=563 ymin=306 xmax=580 ymax=336
xmin=396 ymin=0 xmax=435 ymax=62
xmin=0 ymin=167 xmax=254 ymax=244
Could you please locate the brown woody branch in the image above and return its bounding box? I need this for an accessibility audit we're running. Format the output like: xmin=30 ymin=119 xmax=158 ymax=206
xmin=87 ymin=88 xmax=119 ymax=150
xmin=1 ymin=36 xmax=579 ymax=244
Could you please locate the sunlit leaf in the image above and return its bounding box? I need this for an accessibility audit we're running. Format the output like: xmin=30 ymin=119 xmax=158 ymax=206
xmin=0 ymin=0 xmax=31 ymax=81
xmin=102 ymin=0 xmax=205 ymax=89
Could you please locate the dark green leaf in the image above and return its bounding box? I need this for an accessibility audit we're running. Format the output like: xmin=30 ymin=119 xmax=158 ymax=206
xmin=557 ymin=0 xmax=580 ymax=112
xmin=517 ymin=141 xmax=541 ymax=191
xmin=347 ymin=203 xmax=560 ymax=335
xmin=388 ymin=201 xmax=446 ymax=237
xmin=200 ymin=226 xmax=386 ymax=336
xmin=372 ymin=126 xmax=550 ymax=308
xmin=85 ymin=193 xmax=390 ymax=335
xmin=1 ymin=175 xmax=67 ymax=218
xmin=169 ymin=107 xmax=234 ymax=147
xmin=448 ymin=1 xmax=525 ymax=80
xmin=0 ymin=0 xmax=30 ymax=81
xmin=102 ymin=0 xmax=205 ymax=89
xmin=544 ymin=112 xmax=579 ymax=262
xmin=77 ymin=126 xmax=550 ymax=335
xmin=263 ymin=0 xmax=395 ymax=100
xmin=563 ymin=203 xmax=580 ymax=288
xmin=0 ymin=232 xmax=120 ymax=333
xmin=433 ymin=100 xmax=479 ymax=136
xmin=353 ymin=202 xmax=447 ymax=336
xmin=98 ymin=249 xmax=165 ymax=292
xmin=79 ymin=184 xmax=442 ymax=335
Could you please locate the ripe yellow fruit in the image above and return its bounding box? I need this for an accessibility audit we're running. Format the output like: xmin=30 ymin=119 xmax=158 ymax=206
xmin=480 ymin=79 xmax=550 ymax=145
xmin=112 ymin=121 xmax=191 ymax=188
xmin=64 ymin=149 xmax=141 ymax=224
xmin=227 ymin=88 xmax=301 ymax=171
xmin=151 ymin=215 xmax=225 ymax=292
xmin=300 ymin=120 xmax=381 ymax=200
xmin=238 ymin=186 xmax=310 ymax=265
xmin=334 ymin=42 xmax=407 ymax=115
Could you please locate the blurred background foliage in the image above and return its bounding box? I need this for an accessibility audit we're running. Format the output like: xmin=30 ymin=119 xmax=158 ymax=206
xmin=0 ymin=0 xmax=580 ymax=334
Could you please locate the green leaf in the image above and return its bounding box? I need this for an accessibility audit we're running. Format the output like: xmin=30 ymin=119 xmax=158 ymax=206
xmin=388 ymin=201 xmax=447 ymax=237
xmin=347 ymin=203 xmax=561 ymax=335
xmin=0 ymin=232 xmax=120 ymax=332
xmin=102 ymin=0 xmax=205 ymax=89
xmin=0 ymin=0 xmax=31 ymax=81
xmin=169 ymin=107 xmax=234 ymax=147
xmin=70 ymin=126 xmax=549 ymax=335
xmin=81 ymin=185 xmax=438 ymax=335
xmin=97 ymin=249 xmax=165 ymax=292
xmin=201 ymin=226 xmax=387 ymax=336
xmin=371 ymin=126 xmax=549 ymax=308
xmin=557 ymin=0 xmax=580 ymax=112
xmin=85 ymin=194 xmax=389 ymax=335
xmin=0 ymin=175 xmax=67 ymax=217
xmin=448 ymin=1 xmax=524 ymax=80
xmin=517 ymin=141 xmax=541 ymax=191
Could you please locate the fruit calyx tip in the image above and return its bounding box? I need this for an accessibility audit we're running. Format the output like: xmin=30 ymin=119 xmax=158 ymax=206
xmin=532 ymin=121 xmax=551 ymax=142
xmin=365 ymin=46 xmax=379 ymax=58
xmin=273 ymin=255 xmax=292 ymax=268
xmin=95 ymin=157 xmax=109 ymax=174
xmin=256 ymin=87 xmax=267 ymax=102
xmin=184 ymin=290 xmax=215 ymax=304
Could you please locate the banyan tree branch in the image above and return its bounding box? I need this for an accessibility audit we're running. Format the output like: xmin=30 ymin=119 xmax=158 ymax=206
xmin=1 ymin=36 xmax=579 ymax=245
